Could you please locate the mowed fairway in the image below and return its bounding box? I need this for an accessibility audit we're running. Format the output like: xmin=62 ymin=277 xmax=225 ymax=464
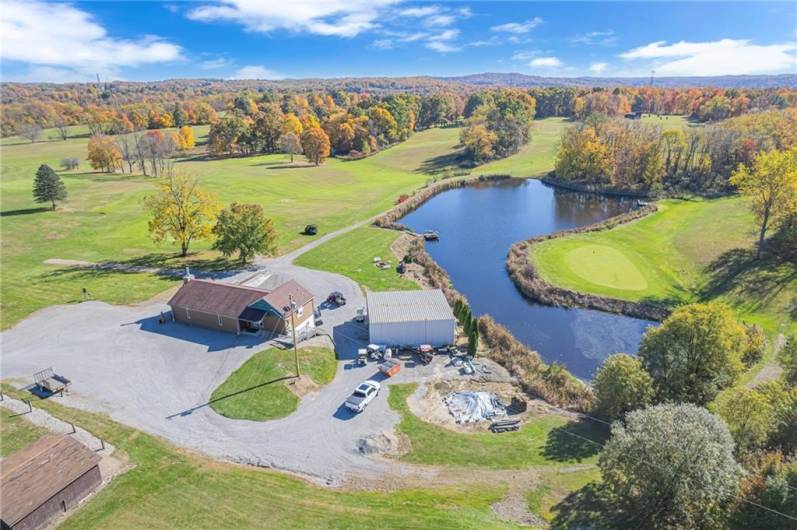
xmin=531 ymin=196 xmax=797 ymax=345
xmin=0 ymin=125 xmax=463 ymax=328
xmin=295 ymin=226 xmax=419 ymax=292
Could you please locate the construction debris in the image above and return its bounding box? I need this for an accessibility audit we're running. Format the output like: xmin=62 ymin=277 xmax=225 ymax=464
xmin=444 ymin=391 xmax=506 ymax=423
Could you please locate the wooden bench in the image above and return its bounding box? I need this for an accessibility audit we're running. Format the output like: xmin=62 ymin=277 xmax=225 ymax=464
xmin=33 ymin=368 xmax=71 ymax=395
xmin=489 ymin=419 xmax=521 ymax=433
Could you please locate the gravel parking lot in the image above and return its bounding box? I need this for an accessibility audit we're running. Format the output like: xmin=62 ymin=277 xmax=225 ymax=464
xmin=0 ymin=241 xmax=459 ymax=485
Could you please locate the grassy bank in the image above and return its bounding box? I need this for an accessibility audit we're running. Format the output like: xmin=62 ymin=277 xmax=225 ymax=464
xmin=295 ymin=227 xmax=419 ymax=292
xmin=531 ymin=196 xmax=797 ymax=378
xmin=0 ymin=385 xmax=516 ymax=529
xmin=210 ymin=347 xmax=337 ymax=421
xmin=388 ymin=384 xmax=605 ymax=469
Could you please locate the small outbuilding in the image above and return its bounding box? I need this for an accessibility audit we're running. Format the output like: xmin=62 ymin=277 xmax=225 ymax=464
xmin=168 ymin=278 xmax=314 ymax=335
xmin=366 ymin=289 xmax=455 ymax=347
xmin=1 ymin=435 xmax=101 ymax=530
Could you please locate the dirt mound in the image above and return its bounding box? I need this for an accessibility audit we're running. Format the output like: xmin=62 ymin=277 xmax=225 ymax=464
xmin=356 ymin=431 xmax=409 ymax=457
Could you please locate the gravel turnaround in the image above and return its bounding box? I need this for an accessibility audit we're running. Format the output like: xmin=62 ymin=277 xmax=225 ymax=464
xmin=1 ymin=241 xmax=448 ymax=485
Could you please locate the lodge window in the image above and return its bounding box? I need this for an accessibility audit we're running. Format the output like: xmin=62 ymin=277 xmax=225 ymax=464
xmin=218 ymin=315 xmax=223 ymax=326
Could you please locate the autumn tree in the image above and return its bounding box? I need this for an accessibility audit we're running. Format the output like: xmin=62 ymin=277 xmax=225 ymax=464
xmin=19 ymin=123 xmax=42 ymax=143
xmin=592 ymin=354 xmax=654 ymax=421
xmin=301 ymin=127 xmax=331 ymax=165
xmin=172 ymin=126 xmax=195 ymax=151
xmin=277 ymin=133 xmax=303 ymax=162
xmin=283 ymin=114 xmax=303 ymax=136
xmin=713 ymin=387 xmax=776 ymax=454
xmin=32 ymin=164 xmax=67 ymax=210
xmin=144 ymin=174 xmax=220 ymax=257
xmin=639 ymin=302 xmax=747 ymax=405
xmin=208 ymin=115 xmax=247 ymax=156
xmin=212 ymin=203 xmax=278 ymax=263
xmin=779 ymin=335 xmax=797 ymax=385
xmin=138 ymin=130 xmax=175 ymax=177
xmin=87 ymin=135 xmax=122 ymax=173
xmin=460 ymin=123 xmax=496 ymax=163
xmin=599 ymin=404 xmax=742 ymax=530
xmin=252 ymin=107 xmax=284 ymax=153
xmin=730 ymin=147 xmax=797 ymax=258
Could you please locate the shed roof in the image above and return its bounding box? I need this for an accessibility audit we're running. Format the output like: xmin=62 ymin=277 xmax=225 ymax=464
xmin=0 ymin=435 xmax=100 ymax=526
xmin=168 ymin=279 xmax=271 ymax=319
xmin=366 ymin=289 xmax=454 ymax=325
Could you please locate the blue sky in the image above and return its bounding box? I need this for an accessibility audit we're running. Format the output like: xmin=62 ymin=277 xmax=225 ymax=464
xmin=1 ymin=1 xmax=795 ymax=83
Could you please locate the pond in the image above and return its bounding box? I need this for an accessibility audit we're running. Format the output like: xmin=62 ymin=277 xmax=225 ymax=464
xmin=400 ymin=178 xmax=654 ymax=379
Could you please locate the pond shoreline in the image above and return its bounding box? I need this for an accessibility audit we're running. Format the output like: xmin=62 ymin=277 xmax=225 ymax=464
xmin=505 ymin=204 xmax=671 ymax=323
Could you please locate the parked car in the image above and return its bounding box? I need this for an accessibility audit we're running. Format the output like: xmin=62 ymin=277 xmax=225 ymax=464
xmin=304 ymin=224 xmax=318 ymax=235
xmin=327 ymin=291 xmax=346 ymax=306
xmin=344 ymin=380 xmax=381 ymax=413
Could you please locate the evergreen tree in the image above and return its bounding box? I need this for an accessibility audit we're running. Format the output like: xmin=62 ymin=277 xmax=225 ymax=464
xmin=32 ymin=164 xmax=67 ymax=210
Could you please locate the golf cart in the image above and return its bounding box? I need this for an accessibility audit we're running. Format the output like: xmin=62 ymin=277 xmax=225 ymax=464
xmin=355 ymin=307 xmax=365 ymax=322
xmin=357 ymin=348 xmax=368 ymax=366
xmin=327 ymin=291 xmax=346 ymax=306
xmin=303 ymin=224 xmax=318 ymax=235
xmin=417 ymin=344 xmax=434 ymax=365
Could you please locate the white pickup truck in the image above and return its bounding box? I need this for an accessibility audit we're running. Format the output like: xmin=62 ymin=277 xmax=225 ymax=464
xmin=344 ymin=380 xmax=381 ymax=413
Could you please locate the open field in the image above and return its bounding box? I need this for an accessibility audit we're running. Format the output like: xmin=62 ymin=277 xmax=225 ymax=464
xmin=474 ymin=118 xmax=568 ymax=176
xmin=0 ymin=406 xmax=51 ymax=457
xmin=638 ymin=113 xmax=695 ymax=130
xmin=0 ymin=119 xmax=569 ymax=329
xmin=388 ymin=384 xmax=605 ymax=469
xmin=0 ymin=385 xmax=517 ymax=530
xmin=531 ymin=196 xmax=797 ymax=379
xmin=295 ymin=227 xmax=419 ymax=292
xmin=0 ymin=125 xmax=457 ymax=328
xmin=210 ymin=347 xmax=337 ymax=421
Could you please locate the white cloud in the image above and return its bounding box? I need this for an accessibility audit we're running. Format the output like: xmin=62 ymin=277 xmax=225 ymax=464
xmin=619 ymin=39 xmax=797 ymax=76
xmin=589 ymin=62 xmax=608 ymax=74
xmin=399 ymin=6 xmax=440 ymax=18
xmin=371 ymin=39 xmax=396 ymax=50
xmin=491 ymin=18 xmax=543 ymax=34
xmin=530 ymin=56 xmax=562 ymax=68
xmin=188 ymin=0 xmax=397 ymax=38
xmin=199 ymin=57 xmax=233 ymax=70
xmin=1 ymin=0 xmax=182 ymax=80
xmin=512 ymin=50 xmax=546 ymax=61
xmin=571 ymin=30 xmax=616 ymax=46
xmin=229 ymin=65 xmax=282 ymax=80
xmin=426 ymin=14 xmax=455 ymax=27
xmin=428 ymin=29 xmax=459 ymax=42
xmin=425 ymin=41 xmax=461 ymax=53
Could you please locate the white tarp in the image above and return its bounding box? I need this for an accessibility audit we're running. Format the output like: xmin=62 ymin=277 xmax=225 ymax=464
xmin=444 ymin=391 xmax=506 ymax=423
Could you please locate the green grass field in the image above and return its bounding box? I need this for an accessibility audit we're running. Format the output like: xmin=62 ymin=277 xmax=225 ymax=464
xmin=388 ymin=384 xmax=605 ymax=469
xmin=638 ymin=114 xmax=696 ymax=131
xmin=0 ymin=385 xmax=517 ymax=529
xmin=0 ymin=406 xmax=50 ymax=457
xmin=295 ymin=227 xmax=419 ymax=292
xmin=0 ymin=125 xmax=456 ymax=328
xmin=0 ymin=119 xmax=570 ymax=329
xmin=210 ymin=347 xmax=337 ymax=421
xmin=531 ymin=196 xmax=797 ymax=379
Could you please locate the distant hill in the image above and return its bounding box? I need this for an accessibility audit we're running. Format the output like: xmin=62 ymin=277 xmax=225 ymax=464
xmin=441 ymin=72 xmax=797 ymax=89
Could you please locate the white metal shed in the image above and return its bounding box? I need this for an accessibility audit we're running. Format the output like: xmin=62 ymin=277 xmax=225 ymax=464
xmin=366 ymin=290 xmax=456 ymax=347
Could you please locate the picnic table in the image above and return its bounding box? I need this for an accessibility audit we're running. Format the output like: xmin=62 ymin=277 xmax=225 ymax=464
xmin=489 ymin=419 xmax=521 ymax=433
xmin=33 ymin=368 xmax=70 ymax=395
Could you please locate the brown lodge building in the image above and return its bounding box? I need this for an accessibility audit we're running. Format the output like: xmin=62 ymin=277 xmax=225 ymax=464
xmin=1 ymin=435 xmax=101 ymax=530
xmin=168 ymin=278 xmax=315 ymax=335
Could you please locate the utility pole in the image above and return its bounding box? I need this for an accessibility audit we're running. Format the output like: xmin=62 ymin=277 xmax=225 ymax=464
xmin=289 ymin=295 xmax=300 ymax=378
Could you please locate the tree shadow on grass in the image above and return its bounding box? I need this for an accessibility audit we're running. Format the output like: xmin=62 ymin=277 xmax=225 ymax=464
xmin=550 ymin=483 xmax=608 ymax=530
xmin=417 ymin=148 xmax=470 ymax=174
xmin=542 ymin=418 xmax=608 ymax=462
xmin=701 ymin=247 xmax=797 ymax=314
xmin=166 ymin=375 xmax=294 ymax=419
xmin=0 ymin=207 xmax=50 ymax=217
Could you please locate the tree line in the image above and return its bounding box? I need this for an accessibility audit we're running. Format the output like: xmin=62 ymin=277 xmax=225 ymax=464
xmin=576 ymin=301 xmax=797 ymax=529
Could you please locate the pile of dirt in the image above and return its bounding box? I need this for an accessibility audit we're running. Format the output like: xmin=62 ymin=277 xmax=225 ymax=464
xmin=356 ymin=431 xmax=409 ymax=457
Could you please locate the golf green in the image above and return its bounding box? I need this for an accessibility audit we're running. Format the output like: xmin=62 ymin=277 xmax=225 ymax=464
xmin=563 ymin=244 xmax=648 ymax=291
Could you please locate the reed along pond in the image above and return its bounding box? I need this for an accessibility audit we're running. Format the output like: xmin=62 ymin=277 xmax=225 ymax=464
xmin=400 ymin=178 xmax=654 ymax=380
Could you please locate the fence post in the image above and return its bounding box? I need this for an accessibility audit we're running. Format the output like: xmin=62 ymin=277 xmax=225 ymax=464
xmin=70 ymin=422 xmax=77 ymax=434
xmin=100 ymin=439 xmax=105 ymax=451
xmin=0 ymin=391 xmax=4 ymax=401
xmin=25 ymin=399 xmax=32 ymax=413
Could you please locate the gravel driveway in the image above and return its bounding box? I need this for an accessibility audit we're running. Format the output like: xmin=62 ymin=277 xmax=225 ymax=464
xmin=0 ymin=233 xmax=447 ymax=485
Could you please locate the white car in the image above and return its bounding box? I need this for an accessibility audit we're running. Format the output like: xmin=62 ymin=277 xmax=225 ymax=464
xmin=344 ymin=380 xmax=381 ymax=413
